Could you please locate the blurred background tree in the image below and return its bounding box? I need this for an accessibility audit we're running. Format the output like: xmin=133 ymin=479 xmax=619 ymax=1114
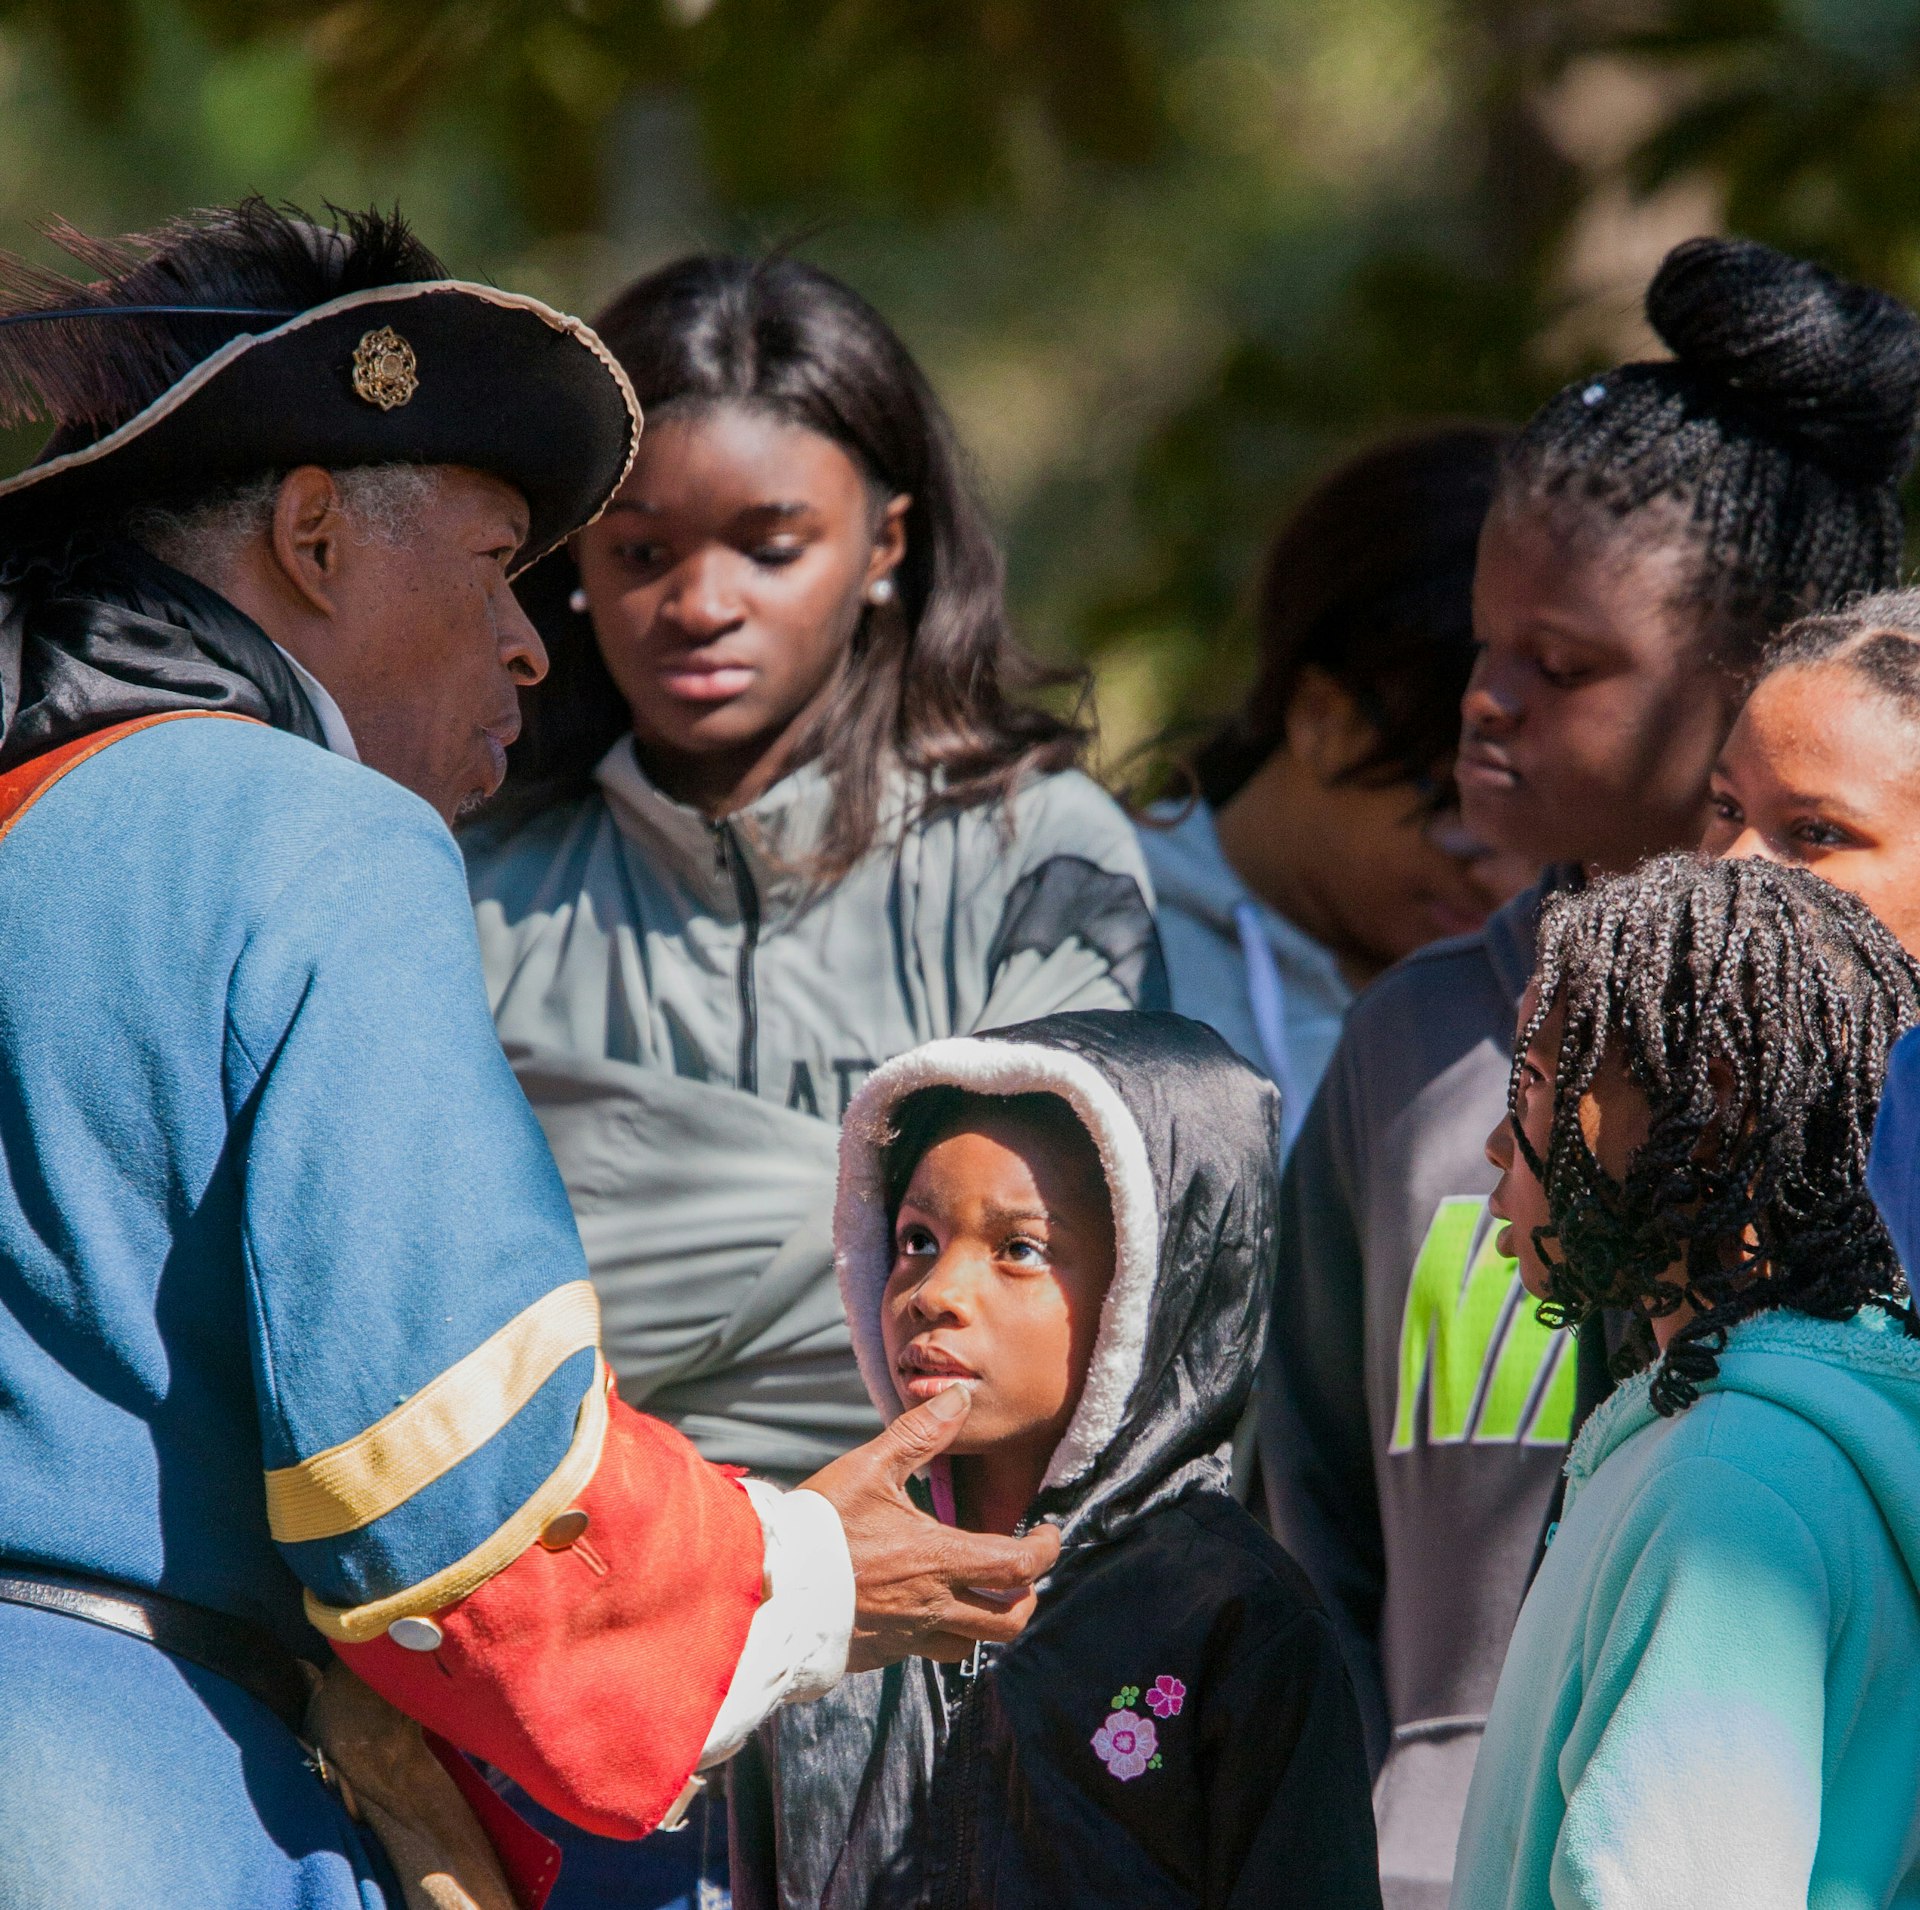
xmin=0 ymin=0 xmax=1904 ymax=761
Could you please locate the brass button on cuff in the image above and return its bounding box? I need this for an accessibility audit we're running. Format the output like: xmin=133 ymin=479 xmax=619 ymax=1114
xmin=538 ymin=1507 xmax=590 ymax=1552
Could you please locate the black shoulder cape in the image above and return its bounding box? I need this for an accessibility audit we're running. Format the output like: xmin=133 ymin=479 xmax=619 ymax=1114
xmin=0 ymin=536 xmax=323 ymax=771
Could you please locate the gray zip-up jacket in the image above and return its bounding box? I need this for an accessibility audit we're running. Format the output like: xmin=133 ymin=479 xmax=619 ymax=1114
xmin=462 ymin=738 xmax=1165 ymax=1478
xmin=1257 ymin=877 xmax=1570 ymax=1910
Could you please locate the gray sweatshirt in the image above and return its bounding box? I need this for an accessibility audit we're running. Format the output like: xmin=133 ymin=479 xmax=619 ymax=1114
xmin=1257 ymin=877 xmax=1572 ymax=1910
xmin=462 ymin=740 xmax=1165 ymax=1478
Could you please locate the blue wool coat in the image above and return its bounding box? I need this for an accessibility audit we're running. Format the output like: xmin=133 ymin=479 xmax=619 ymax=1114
xmin=0 ymin=716 xmax=598 ymax=1907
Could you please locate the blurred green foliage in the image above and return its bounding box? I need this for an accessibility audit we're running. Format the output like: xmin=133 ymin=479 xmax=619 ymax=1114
xmin=1 ymin=0 xmax=1916 ymax=757
xmin=1 ymin=0 xmax=1166 ymax=222
xmin=1616 ymin=0 xmax=1920 ymax=283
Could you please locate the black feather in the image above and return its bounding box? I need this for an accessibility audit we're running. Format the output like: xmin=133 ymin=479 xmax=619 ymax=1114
xmin=0 ymin=198 xmax=448 ymax=445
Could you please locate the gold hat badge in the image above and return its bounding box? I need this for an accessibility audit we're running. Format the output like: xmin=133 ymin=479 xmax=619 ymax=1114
xmin=351 ymin=327 xmax=418 ymax=410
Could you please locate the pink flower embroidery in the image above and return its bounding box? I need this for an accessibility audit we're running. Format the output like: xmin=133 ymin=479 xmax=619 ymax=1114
xmin=1091 ymin=1708 xmax=1158 ymax=1782
xmin=1145 ymin=1675 xmax=1186 ymax=1719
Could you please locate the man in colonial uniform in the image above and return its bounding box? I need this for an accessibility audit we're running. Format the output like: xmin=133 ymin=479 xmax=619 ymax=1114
xmin=0 ymin=200 xmax=1055 ymax=1906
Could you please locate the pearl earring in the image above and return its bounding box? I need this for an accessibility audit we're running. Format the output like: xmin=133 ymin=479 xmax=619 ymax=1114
xmin=569 ymin=587 xmax=590 ymax=615
xmin=868 ymin=576 xmax=896 ymax=607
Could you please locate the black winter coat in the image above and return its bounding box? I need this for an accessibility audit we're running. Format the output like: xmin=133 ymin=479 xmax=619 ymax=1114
xmin=729 ymin=1013 xmax=1382 ymax=1910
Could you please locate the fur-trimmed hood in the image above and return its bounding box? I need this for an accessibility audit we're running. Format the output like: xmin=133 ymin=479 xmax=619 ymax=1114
xmin=836 ymin=1010 xmax=1281 ymax=1543
xmin=731 ymin=1014 xmax=1373 ymax=1910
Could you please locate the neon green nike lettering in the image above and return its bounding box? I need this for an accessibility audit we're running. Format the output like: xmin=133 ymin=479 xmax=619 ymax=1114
xmin=1390 ymin=1195 xmax=1573 ymax=1453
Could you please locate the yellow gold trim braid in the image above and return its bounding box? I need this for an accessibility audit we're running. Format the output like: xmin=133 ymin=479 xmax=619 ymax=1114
xmin=266 ymin=1280 xmax=601 ymax=1545
xmin=303 ymin=1356 xmax=612 ymax=1644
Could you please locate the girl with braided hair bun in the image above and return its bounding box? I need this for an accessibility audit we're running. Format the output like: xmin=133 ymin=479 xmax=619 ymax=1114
xmin=1705 ymin=588 xmax=1920 ymax=954
xmin=1462 ymin=235 xmax=1920 ymax=874
xmin=1454 ymin=854 xmax=1920 ymax=1908
xmin=1262 ymin=233 xmax=1920 ymax=1908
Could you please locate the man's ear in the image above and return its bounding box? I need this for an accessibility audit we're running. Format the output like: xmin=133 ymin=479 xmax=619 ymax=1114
xmin=270 ymin=466 xmax=351 ymax=618
xmin=1283 ymin=666 xmax=1379 ymax=783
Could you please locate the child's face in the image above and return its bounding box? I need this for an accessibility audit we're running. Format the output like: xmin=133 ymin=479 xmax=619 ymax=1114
xmin=1460 ymin=502 xmax=1741 ymax=874
xmin=1222 ymin=668 xmax=1528 ymax=981
xmin=1703 ymin=661 xmax=1920 ymax=958
xmin=882 ymin=1110 xmax=1116 ymax=1467
xmin=1485 ymin=984 xmax=1651 ymax=1299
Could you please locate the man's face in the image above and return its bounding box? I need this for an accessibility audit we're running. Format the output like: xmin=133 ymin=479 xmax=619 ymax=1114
xmin=303 ymin=467 xmax=544 ymax=822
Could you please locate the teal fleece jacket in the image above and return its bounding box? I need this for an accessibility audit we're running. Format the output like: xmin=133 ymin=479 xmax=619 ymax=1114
xmin=1451 ymin=1307 xmax=1920 ymax=1909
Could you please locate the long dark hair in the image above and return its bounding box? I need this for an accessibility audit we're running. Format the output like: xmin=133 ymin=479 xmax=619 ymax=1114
xmin=1514 ymin=855 xmax=1920 ymax=1415
xmin=499 ymin=254 xmax=1087 ymax=878
xmin=1192 ymin=422 xmax=1509 ymax=808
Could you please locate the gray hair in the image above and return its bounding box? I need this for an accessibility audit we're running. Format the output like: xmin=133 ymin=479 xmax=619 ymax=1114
xmin=126 ymin=463 xmax=443 ymax=585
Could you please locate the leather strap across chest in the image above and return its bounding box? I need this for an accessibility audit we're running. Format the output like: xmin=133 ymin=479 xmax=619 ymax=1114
xmin=0 ymin=710 xmax=263 ymax=848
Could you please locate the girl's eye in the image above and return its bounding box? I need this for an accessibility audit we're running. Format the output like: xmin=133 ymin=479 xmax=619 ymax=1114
xmin=1001 ymin=1237 xmax=1049 ymax=1269
xmin=614 ymin=542 xmax=670 ymax=570
xmin=748 ymin=542 xmax=805 ymax=568
xmin=1536 ymin=656 xmax=1590 ymax=690
xmin=1791 ymin=817 xmax=1852 ymax=851
xmin=895 ymin=1225 xmax=937 ymax=1259
xmin=1709 ymin=791 xmax=1741 ymax=825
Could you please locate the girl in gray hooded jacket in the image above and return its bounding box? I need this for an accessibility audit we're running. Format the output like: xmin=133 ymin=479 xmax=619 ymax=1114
xmin=465 ymin=254 xmax=1164 ymax=1909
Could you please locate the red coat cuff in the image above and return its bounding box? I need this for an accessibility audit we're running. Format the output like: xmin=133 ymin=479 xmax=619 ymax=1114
xmin=339 ymin=1394 xmax=765 ymax=1838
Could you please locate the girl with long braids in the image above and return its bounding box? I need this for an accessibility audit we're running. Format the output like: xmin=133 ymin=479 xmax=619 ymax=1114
xmin=1454 ymin=854 xmax=1920 ymax=1907
xmin=1260 ymin=234 xmax=1920 ymax=1906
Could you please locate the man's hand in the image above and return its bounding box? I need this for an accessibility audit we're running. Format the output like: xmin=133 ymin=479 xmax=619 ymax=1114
xmin=801 ymin=1384 xmax=1061 ymax=1672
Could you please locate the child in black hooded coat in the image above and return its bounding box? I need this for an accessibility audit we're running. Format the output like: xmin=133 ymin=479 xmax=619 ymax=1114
xmin=728 ymin=1011 xmax=1381 ymax=1910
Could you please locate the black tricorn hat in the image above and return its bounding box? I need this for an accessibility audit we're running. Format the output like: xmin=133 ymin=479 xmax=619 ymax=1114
xmin=0 ymin=200 xmax=638 ymax=573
